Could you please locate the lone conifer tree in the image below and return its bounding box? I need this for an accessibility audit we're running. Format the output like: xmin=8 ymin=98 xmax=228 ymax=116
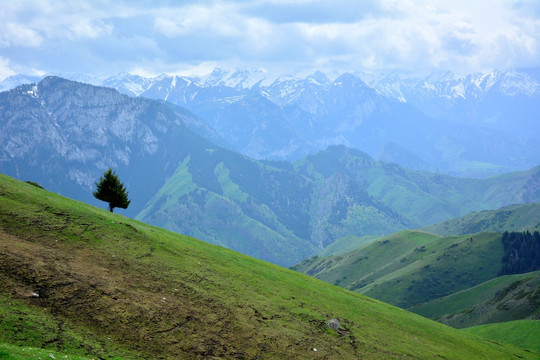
xmin=93 ymin=168 xmax=131 ymax=212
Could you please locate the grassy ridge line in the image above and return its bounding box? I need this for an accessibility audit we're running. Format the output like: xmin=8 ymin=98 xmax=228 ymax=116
xmin=422 ymin=202 xmax=540 ymax=236
xmin=410 ymin=271 xmax=540 ymax=320
xmin=462 ymin=320 xmax=540 ymax=353
xmin=410 ymin=271 xmax=540 ymax=329
xmin=359 ymin=232 xmax=504 ymax=308
xmin=0 ymin=173 xmax=537 ymax=359
xmin=318 ymin=234 xmax=380 ymax=257
xmin=293 ymin=230 xmax=507 ymax=310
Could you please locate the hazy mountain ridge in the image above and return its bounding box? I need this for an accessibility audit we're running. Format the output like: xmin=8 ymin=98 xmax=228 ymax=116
xmin=3 ymin=67 xmax=539 ymax=177
xmin=0 ymin=74 xmax=44 ymax=92
xmin=296 ymin=146 xmax=540 ymax=226
xmin=422 ymin=202 xmax=540 ymax=236
xmin=137 ymin=143 xmax=540 ymax=266
xmin=369 ymin=70 xmax=540 ymax=139
xmin=132 ymin=68 xmax=540 ymax=176
xmin=371 ymin=70 xmax=539 ymax=102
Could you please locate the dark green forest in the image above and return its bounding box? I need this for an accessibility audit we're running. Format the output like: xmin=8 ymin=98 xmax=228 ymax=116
xmin=499 ymin=231 xmax=540 ymax=276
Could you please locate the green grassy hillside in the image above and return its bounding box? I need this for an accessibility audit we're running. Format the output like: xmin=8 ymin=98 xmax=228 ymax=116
xmin=293 ymin=231 xmax=506 ymax=309
xmin=0 ymin=173 xmax=537 ymax=359
xmin=0 ymin=342 xmax=94 ymax=360
xmin=292 ymin=230 xmax=441 ymax=285
xmin=422 ymin=203 xmax=540 ymax=236
xmin=462 ymin=320 xmax=540 ymax=353
xmin=410 ymin=271 xmax=540 ymax=328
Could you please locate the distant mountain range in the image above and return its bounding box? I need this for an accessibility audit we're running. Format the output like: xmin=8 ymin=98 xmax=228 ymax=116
xmin=370 ymin=70 xmax=540 ymax=139
xmin=2 ymin=68 xmax=539 ymax=177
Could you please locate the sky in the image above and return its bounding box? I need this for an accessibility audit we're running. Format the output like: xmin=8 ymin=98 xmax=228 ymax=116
xmin=1 ymin=0 xmax=540 ymax=80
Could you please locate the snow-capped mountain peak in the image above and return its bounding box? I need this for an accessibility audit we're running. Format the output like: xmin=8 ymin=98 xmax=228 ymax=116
xmin=307 ymin=71 xmax=330 ymax=85
xmin=498 ymin=71 xmax=539 ymax=96
xmin=101 ymin=72 xmax=155 ymax=97
xmin=197 ymin=67 xmax=272 ymax=89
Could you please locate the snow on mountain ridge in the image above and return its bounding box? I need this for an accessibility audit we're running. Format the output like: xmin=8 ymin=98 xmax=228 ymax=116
xmin=102 ymin=72 xmax=155 ymax=97
xmin=370 ymin=69 xmax=539 ymax=103
xmin=2 ymin=68 xmax=538 ymax=106
xmin=0 ymin=74 xmax=43 ymax=92
xmin=197 ymin=67 xmax=274 ymax=89
xmin=498 ymin=71 xmax=539 ymax=96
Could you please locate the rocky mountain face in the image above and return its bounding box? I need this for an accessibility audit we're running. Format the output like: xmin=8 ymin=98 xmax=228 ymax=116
xmin=0 ymin=76 xmax=224 ymax=216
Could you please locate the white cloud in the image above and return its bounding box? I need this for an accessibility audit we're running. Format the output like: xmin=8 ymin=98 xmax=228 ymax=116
xmin=0 ymin=1 xmax=115 ymax=42
xmin=270 ymin=0 xmax=540 ymax=73
xmin=0 ymin=0 xmax=538 ymax=76
xmin=67 ymin=19 xmax=113 ymax=40
xmin=130 ymin=61 xmax=218 ymax=78
xmin=0 ymin=57 xmax=16 ymax=81
xmin=0 ymin=23 xmax=43 ymax=47
xmin=154 ymin=4 xmax=244 ymax=38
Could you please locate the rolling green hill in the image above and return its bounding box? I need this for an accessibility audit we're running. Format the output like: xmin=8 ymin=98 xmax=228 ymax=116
xmin=410 ymin=271 xmax=540 ymax=328
xmin=462 ymin=320 xmax=540 ymax=353
xmin=292 ymin=231 xmax=507 ymax=309
xmin=422 ymin=202 xmax=540 ymax=236
xmin=0 ymin=173 xmax=537 ymax=359
xmin=292 ymin=230 xmax=441 ymax=285
xmin=294 ymin=202 xmax=540 ymax=329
